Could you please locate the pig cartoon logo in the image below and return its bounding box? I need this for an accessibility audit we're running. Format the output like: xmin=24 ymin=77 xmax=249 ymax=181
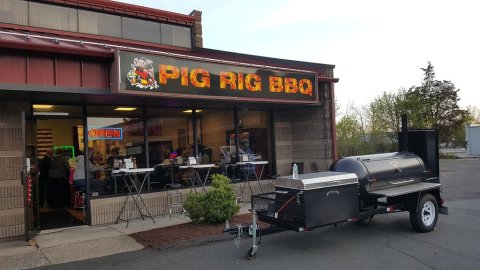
xmin=127 ymin=57 xmax=159 ymax=90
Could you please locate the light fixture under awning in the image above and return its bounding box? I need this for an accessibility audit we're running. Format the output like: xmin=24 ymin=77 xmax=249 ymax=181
xmin=182 ymin=109 xmax=203 ymax=113
xmin=32 ymin=104 xmax=53 ymax=109
xmin=33 ymin=112 xmax=69 ymax=116
xmin=114 ymin=107 xmax=137 ymax=111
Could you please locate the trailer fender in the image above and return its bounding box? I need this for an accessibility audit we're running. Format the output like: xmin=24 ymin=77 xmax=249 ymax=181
xmin=413 ymin=188 xmax=448 ymax=215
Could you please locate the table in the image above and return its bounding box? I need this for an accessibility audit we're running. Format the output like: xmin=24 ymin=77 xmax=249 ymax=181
xmin=111 ymin=168 xmax=155 ymax=227
xmin=236 ymin=161 xmax=268 ymax=198
xmin=178 ymin=164 xmax=215 ymax=193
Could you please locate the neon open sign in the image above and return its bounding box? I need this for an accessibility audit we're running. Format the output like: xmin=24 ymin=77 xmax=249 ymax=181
xmin=88 ymin=128 xmax=123 ymax=140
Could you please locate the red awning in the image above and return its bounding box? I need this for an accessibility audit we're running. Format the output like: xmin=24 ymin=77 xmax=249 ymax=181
xmin=0 ymin=28 xmax=114 ymax=58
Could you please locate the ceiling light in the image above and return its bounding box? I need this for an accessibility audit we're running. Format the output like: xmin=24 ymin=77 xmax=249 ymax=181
xmin=182 ymin=109 xmax=203 ymax=113
xmin=33 ymin=112 xmax=69 ymax=116
xmin=114 ymin=107 xmax=137 ymax=111
xmin=32 ymin=104 xmax=53 ymax=109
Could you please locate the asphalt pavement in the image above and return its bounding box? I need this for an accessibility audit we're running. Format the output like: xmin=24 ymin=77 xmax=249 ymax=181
xmin=0 ymin=158 xmax=478 ymax=270
xmin=27 ymin=159 xmax=480 ymax=270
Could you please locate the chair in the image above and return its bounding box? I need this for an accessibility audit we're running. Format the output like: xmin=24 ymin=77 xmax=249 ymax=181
xmin=73 ymin=187 xmax=86 ymax=221
xmin=232 ymin=184 xmax=242 ymax=204
xmin=166 ymin=187 xmax=184 ymax=218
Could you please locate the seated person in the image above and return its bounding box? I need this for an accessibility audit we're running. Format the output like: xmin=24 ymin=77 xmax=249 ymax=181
xmin=150 ymin=152 xmax=174 ymax=189
xmin=105 ymin=147 xmax=123 ymax=170
xmin=198 ymin=144 xmax=211 ymax=164
xmin=73 ymin=150 xmax=105 ymax=195
xmin=175 ymin=145 xmax=195 ymax=186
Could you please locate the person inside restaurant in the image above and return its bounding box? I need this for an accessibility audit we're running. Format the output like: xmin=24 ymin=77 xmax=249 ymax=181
xmin=47 ymin=148 xmax=71 ymax=209
xmin=73 ymin=149 xmax=105 ymax=195
xmin=39 ymin=148 xmax=53 ymax=208
xmin=176 ymin=144 xmax=195 ymax=186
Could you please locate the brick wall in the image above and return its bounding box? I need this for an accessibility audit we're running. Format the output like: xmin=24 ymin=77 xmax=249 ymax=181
xmin=0 ymin=109 xmax=26 ymax=239
xmin=189 ymin=10 xmax=203 ymax=48
xmin=89 ymin=181 xmax=272 ymax=225
xmin=274 ymin=83 xmax=334 ymax=175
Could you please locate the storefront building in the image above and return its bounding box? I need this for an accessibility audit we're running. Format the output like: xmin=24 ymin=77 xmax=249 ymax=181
xmin=0 ymin=0 xmax=338 ymax=240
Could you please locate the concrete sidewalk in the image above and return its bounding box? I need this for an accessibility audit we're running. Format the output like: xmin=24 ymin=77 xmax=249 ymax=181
xmin=0 ymin=205 xmax=251 ymax=270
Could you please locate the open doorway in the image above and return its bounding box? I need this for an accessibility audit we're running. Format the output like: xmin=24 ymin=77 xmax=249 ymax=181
xmin=36 ymin=118 xmax=85 ymax=230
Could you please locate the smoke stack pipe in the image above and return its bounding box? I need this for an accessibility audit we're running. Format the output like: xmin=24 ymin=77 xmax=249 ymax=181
xmin=401 ymin=114 xmax=408 ymax=152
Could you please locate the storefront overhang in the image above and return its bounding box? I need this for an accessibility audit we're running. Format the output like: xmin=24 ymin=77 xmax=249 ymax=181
xmin=0 ymin=28 xmax=114 ymax=58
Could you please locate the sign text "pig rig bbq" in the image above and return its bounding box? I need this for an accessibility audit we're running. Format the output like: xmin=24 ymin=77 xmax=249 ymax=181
xmin=117 ymin=50 xmax=319 ymax=103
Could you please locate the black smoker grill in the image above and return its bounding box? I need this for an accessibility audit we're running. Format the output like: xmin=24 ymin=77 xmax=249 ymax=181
xmin=230 ymin=126 xmax=448 ymax=260
xmin=330 ymin=152 xmax=427 ymax=195
xmin=253 ymin=172 xmax=358 ymax=231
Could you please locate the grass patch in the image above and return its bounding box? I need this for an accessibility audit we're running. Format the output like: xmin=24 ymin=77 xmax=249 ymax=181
xmin=439 ymin=153 xmax=461 ymax=159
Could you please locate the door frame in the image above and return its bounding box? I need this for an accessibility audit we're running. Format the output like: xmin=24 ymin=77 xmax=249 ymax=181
xmin=27 ymin=104 xmax=87 ymax=234
xmin=23 ymin=111 xmax=41 ymax=241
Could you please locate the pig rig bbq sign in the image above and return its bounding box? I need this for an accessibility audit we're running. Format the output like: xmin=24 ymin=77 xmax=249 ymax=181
xmin=115 ymin=50 xmax=319 ymax=103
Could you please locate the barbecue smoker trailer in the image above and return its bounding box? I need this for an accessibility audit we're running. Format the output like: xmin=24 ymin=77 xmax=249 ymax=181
xmin=229 ymin=128 xmax=448 ymax=260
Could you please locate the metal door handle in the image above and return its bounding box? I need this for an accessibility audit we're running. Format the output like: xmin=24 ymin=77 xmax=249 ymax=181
xmin=20 ymin=170 xmax=26 ymax=186
xmin=389 ymin=179 xmax=414 ymax=185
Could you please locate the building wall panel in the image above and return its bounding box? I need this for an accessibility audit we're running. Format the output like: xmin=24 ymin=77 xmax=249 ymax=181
xmin=56 ymin=58 xmax=82 ymax=87
xmin=83 ymin=61 xmax=108 ymax=89
xmin=0 ymin=54 xmax=27 ymax=84
xmin=0 ymin=53 xmax=110 ymax=90
xmin=27 ymin=56 xmax=55 ymax=85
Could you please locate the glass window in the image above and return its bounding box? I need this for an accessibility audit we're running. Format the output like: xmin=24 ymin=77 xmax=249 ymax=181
xmin=78 ymin=10 xmax=122 ymax=38
xmin=146 ymin=108 xmax=194 ymax=189
xmin=87 ymin=106 xmax=145 ymax=196
xmin=0 ymin=0 xmax=28 ymax=25
xmin=146 ymin=108 xmax=194 ymax=164
xmin=198 ymin=109 xmax=234 ymax=164
xmin=236 ymin=109 xmax=271 ymax=175
xmin=32 ymin=104 xmax=83 ymax=118
xmin=29 ymin=2 xmax=78 ymax=32
xmin=122 ymin=17 xmax=161 ymax=44
xmin=161 ymin=23 xmax=192 ymax=48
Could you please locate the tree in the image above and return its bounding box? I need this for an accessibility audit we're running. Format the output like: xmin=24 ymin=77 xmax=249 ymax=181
xmin=403 ymin=62 xmax=469 ymax=145
xmin=466 ymin=106 xmax=480 ymax=124
xmin=336 ymin=114 xmax=363 ymax=156
xmin=336 ymin=62 xmax=470 ymax=154
xmin=368 ymin=90 xmax=406 ymax=144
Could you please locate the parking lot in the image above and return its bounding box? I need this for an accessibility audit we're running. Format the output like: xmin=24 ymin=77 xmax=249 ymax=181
xmin=38 ymin=159 xmax=480 ymax=270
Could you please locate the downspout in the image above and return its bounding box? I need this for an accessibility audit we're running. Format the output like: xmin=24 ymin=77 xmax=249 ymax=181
xmin=329 ymin=82 xmax=338 ymax=161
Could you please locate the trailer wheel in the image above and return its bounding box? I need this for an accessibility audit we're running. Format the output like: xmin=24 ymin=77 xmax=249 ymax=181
xmin=410 ymin=194 xmax=438 ymax=233
xmin=247 ymin=248 xmax=256 ymax=260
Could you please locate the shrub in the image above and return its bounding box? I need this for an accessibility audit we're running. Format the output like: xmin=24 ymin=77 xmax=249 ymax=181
xmin=183 ymin=191 xmax=205 ymax=223
xmin=184 ymin=174 xmax=240 ymax=224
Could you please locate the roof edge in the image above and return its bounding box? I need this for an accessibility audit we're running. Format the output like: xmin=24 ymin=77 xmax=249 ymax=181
xmin=42 ymin=0 xmax=195 ymax=25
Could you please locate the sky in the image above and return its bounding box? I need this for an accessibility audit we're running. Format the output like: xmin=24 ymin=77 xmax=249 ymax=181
xmin=115 ymin=0 xmax=479 ymax=110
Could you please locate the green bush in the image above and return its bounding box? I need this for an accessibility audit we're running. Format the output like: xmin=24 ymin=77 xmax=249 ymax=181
xmin=184 ymin=174 xmax=240 ymax=224
xmin=183 ymin=191 xmax=205 ymax=223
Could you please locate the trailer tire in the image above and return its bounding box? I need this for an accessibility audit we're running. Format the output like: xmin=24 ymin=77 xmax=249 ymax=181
xmin=410 ymin=193 xmax=438 ymax=233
